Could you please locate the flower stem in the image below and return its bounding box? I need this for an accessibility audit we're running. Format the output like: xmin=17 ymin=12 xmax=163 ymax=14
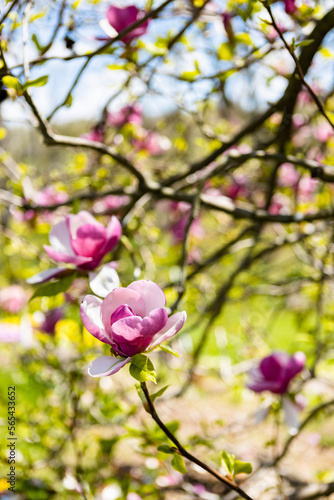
xmin=140 ymin=381 xmax=254 ymax=500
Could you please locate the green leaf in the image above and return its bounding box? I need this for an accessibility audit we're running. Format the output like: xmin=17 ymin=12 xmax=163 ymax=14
xmin=2 ymin=75 xmax=21 ymax=91
xmin=160 ymin=343 xmax=180 ymax=357
xmin=22 ymin=75 xmax=48 ymax=92
xmin=157 ymin=445 xmax=174 ymax=454
xmin=30 ymin=273 xmax=77 ymax=300
xmin=218 ymin=42 xmax=233 ymax=60
xmin=221 ymin=450 xmax=235 ymax=474
xmin=150 ymin=385 xmax=170 ymax=403
xmin=129 ymin=354 xmax=157 ymax=383
xmin=31 ymin=33 xmax=43 ymax=52
xmin=233 ymin=460 xmax=252 ymax=476
xmin=171 ymin=453 xmax=187 ymax=474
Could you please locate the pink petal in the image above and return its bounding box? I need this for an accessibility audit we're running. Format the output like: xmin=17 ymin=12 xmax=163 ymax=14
xmin=71 ymin=223 xmax=107 ymax=258
xmin=101 ymin=287 xmax=146 ymax=333
xmin=127 ymin=280 xmax=166 ymax=314
xmin=44 ymin=245 xmax=92 ymax=266
xmin=88 ymin=355 xmax=130 ymax=377
xmin=107 ymin=5 xmax=138 ymax=33
xmin=68 ymin=211 xmax=103 ymax=239
xmin=80 ymin=295 xmax=111 ymax=344
xmin=149 ymin=311 xmax=186 ymax=349
xmin=110 ymin=304 xmax=136 ymax=324
xmin=110 ymin=308 xmax=168 ymax=356
xmin=49 ymin=218 xmax=76 ymax=256
xmin=104 ymin=216 xmax=122 ymax=251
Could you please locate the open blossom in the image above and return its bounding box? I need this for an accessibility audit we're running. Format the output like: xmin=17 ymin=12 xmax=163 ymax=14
xmin=247 ymin=351 xmax=306 ymax=394
xmin=44 ymin=211 xmax=121 ymax=271
xmin=105 ymin=6 xmax=149 ymax=44
xmin=107 ymin=104 xmax=142 ymax=128
xmin=80 ymin=280 xmax=187 ymax=377
xmin=0 ymin=285 xmax=28 ymax=313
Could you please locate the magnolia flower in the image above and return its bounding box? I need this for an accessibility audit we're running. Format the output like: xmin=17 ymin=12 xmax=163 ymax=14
xmin=44 ymin=211 xmax=121 ymax=271
xmin=133 ymin=130 xmax=171 ymax=156
xmin=107 ymin=104 xmax=142 ymax=128
xmin=0 ymin=285 xmax=28 ymax=313
xmin=82 ymin=125 xmax=104 ymax=143
xmin=284 ymin=0 xmax=297 ymax=14
xmin=103 ymin=5 xmax=149 ymax=44
xmin=39 ymin=308 xmax=64 ymax=335
xmin=80 ymin=280 xmax=187 ymax=377
xmin=247 ymin=351 xmax=306 ymax=394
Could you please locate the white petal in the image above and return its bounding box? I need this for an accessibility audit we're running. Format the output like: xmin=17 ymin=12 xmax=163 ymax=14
xmin=282 ymin=395 xmax=300 ymax=434
xmin=49 ymin=218 xmax=76 ymax=256
xmin=26 ymin=267 xmax=66 ymax=284
xmin=88 ymin=356 xmax=130 ymax=377
xmin=89 ymin=265 xmax=120 ymax=298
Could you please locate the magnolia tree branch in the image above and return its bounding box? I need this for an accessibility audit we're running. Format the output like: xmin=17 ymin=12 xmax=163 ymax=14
xmin=265 ymin=2 xmax=334 ymax=131
xmin=140 ymin=382 xmax=254 ymax=500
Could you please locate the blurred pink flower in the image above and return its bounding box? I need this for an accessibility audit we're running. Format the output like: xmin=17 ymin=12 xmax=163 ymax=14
xmin=225 ymin=174 xmax=248 ymax=200
xmin=106 ymin=5 xmax=149 ymax=44
xmin=0 ymin=285 xmax=28 ymax=313
xmin=44 ymin=211 xmax=121 ymax=271
xmin=39 ymin=307 xmax=64 ymax=335
xmin=93 ymin=195 xmax=130 ymax=214
xmin=298 ymin=176 xmax=318 ymax=202
xmin=284 ymin=0 xmax=297 ymax=14
xmin=278 ymin=163 xmax=300 ymax=188
xmin=80 ymin=280 xmax=186 ymax=377
xmin=247 ymin=351 xmax=306 ymax=394
xmin=0 ymin=322 xmax=21 ymax=343
xmin=268 ymin=193 xmax=290 ymax=215
xmin=314 ymin=122 xmax=333 ymax=143
xmin=82 ymin=126 xmax=104 ymax=143
xmin=133 ymin=130 xmax=171 ymax=156
xmin=107 ymin=104 xmax=142 ymax=128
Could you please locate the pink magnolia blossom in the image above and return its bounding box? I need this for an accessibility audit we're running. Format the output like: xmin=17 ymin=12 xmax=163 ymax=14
xmin=247 ymin=351 xmax=306 ymax=394
xmin=80 ymin=280 xmax=187 ymax=377
xmin=298 ymin=176 xmax=318 ymax=202
xmin=44 ymin=211 xmax=122 ymax=271
xmin=278 ymin=163 xmax=300 ymax=188
xmin=106 ymin=6 xmax=149 ymax=44
xmin=133 ymin=130 xmax=171 ymax=156
xmin=314 ymin=122 xmax=333 ymax=143
xmin=39 ymin=307 xmax=64 ymax=335
xmin=93 ymin=195 xmax=130 ymax=214
xmin=284 ymin=0 xmax=297 ymax=14
xmin=82 ymin=125 xmax=104 ymax=143
xmin=0 ymin=285 xmax=28 ymax=313
xmin=107 ymin=104 xmax=142 ymax=128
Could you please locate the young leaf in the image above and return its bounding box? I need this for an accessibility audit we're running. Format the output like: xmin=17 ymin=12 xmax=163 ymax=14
xmin=150 ymin=385 xmax=170 ymax=403
xmin=171 ymin=453 xmax=187 ymax=474
xmin=157 ymin=444 xmax=174 ymax=454
xmin=134 ymin=383 xmax=146 ymax=406
xmin=129 ymin=354 xmax=157 ymax=383
xmin=160 ymin=343 xmax=180 ymax=357
xmin=2 ymin=75 xmax=21 ymax=92
xmin=221 ymin=450 xmax=235 ymax=474
xmin=30 ymin=273 xmax=77 ymax=300
xmin=22 ymin=75 xmax=48 ymax=92
xmin=233 ymin=460 xmax=252 ymax=476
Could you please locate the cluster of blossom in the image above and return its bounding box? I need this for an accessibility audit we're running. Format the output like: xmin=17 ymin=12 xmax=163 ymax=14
xmin=0 ymin=208 xmax=307 ymax=424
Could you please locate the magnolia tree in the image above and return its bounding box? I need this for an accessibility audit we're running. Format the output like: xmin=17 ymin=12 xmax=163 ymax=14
xmin=0 ymin=0 xmax=334 ymax=498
